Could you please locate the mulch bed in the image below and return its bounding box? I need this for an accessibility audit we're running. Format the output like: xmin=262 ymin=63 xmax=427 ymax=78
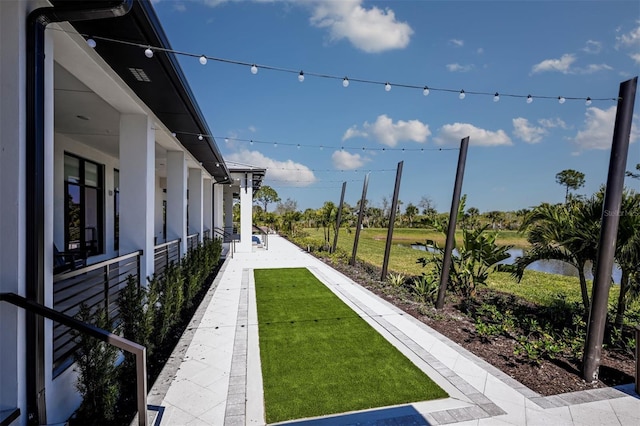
xmin=318 ymin=255 xmax=636 ymax=397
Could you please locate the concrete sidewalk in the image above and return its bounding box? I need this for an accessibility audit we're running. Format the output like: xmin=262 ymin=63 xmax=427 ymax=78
xmin=147 ymin=235 xmax=640 ymax=426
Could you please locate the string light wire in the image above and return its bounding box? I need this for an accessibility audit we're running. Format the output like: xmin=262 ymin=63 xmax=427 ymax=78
xmin=50 ymin=28 xmax=617 ymax=104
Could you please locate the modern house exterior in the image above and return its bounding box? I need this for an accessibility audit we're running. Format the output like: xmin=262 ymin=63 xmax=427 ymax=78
xmin=0 ymin=1 xmax=262 ymax=424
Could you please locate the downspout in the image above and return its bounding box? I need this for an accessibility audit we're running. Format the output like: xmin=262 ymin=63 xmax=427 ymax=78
xmin=25 ymin=2 xmax=133 ymax=424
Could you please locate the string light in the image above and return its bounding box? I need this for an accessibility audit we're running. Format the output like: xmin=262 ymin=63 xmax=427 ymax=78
xmin=459 ymin=90 xmax=465 ymax=100
xmin=493 ymin=92 xmax=500 ymax=102
xmin=199 ymin=55 xmax=207 ymax=65
xmin=86 ymin=38 xmax=96 ymax=48
xmin=50 ymin=28 xmax=612 ymax=105
xmin=385 ymin=82 xmax=391 ymax=92
xmin=298 ymin=71 xmax=304 ymax=82
xmin=558 ymin=96 xmax=566 ymax=104
xmin=198 ymin=134 xmax=203 ymax=140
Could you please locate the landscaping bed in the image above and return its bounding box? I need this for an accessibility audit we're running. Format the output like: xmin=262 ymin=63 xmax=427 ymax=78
xmin=316 ymin=255 xmax=636 ymax=397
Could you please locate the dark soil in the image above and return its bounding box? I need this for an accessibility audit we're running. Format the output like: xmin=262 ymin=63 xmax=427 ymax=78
xmin=318 ymin=255 xmax=636 ymax=397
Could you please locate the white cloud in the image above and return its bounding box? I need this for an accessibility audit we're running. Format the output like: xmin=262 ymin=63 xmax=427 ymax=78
xmin=226 ymin=149 xmax=316 ymax=186
xmin=449 ymin=39 xmax=464 ymax=47
xmin=342 ymin=125 xmax=368 ymax=141
xmin=446 ymin=63 xmax=474 ymax=72
xmin=331 ymin=150 xmax=368 ymax=170
xmin=578 ymin=63 xmax=613 ymax=74
xmin=581 ymin=40 xmax=602 ymax=54
xmin=512 ymin=118 xmax=547 ymax=144
xmin=309 ymin=0 xmax=413 ymax=53
xmin=630 ymin=53 xmax=640 ymax=65
xmin=363 ymin=114 xmax=430 ymax=147
xmin=531 ymin=54 xmax=577 ymax=74
xmin=435 ymin=123 xmax=512 ymax=147
xmin=248 ymin=125 xmax=257 ymax=133
xmin=572 ymin=106 xmax=639 ymax=150
xmin=477 ymin=47 xmax=484 ymax=54
xmin=616 ymin=22 xmax=640 ymax=49
xmin=538 ymin=118 xmax=568 ymax=129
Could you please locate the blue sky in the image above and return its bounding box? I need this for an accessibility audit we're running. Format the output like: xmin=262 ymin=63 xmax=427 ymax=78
xmin=151 ymin=0 xmax=640 ymax=213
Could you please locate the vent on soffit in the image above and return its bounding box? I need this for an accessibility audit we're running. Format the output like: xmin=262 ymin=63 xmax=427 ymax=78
xmin=128 ymin=68 xmax=151 ymax=82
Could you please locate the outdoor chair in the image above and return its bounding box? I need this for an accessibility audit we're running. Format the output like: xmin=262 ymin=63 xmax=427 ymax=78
xmin=53 ymin=244 xmax=87 ymax=275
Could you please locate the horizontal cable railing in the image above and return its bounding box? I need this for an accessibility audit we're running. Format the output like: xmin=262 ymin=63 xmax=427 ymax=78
xmin=0 ymin=292 xmax=148 ymax=426
xmin=213 ymin=227 xmax=234 ymax=259
xmin=187 ymin=233 xmax=199 ymax=252
xmin=53 ymin=250 xmax=142 ymax=376
xmin=153 ymin=238 xmax=181 ymax=279
xmin=203 ymin=229 xmax=210 ymax=240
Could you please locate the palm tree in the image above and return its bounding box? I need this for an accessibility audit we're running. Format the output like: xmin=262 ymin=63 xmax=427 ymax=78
xmin=514 ymin=201 xmax=600 ymax=314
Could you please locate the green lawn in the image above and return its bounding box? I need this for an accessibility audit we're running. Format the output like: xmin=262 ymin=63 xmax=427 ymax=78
xmin=254 ymin=268 xmax=447 ymax=424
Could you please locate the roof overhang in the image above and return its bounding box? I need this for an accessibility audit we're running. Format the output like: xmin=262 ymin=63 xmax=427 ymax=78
xmin=51 ymin=0 xmax=231 ymax=183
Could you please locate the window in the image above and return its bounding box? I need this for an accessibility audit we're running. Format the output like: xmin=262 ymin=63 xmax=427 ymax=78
xmin=64 ymin=153 xmax=104 ymax=256
xmin=114 ymin=169 xmax=119 ymax=251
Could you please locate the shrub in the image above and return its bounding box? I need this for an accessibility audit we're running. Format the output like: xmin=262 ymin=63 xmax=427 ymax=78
xmin=387 ymin=272 xmax=407 ymax=287
xmin=411 ymin=274 xmax=438 ymax=304
xmin=73 ymin=304 xmax=119 ymax=423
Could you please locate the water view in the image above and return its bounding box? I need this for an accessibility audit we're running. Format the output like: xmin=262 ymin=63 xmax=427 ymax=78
xmin=409 ymin=245 xmax=622 ymax=284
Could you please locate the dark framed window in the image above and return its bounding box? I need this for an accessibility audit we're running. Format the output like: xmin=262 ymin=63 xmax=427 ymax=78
xmin=114 ymin=169 xmax=119 ymax=251
xmin=64 ymin=153 xmax=104 ymax=256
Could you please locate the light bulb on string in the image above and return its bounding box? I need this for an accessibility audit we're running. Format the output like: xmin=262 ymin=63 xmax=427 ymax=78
xmin=342 ymin=77 xmax=349 ymax=88
xmin=526 ymin=95 xmax=533 ymax=104
xmin=558 ymin=96 xmax=566 ymax=104
xmin=197 ymin=134 xmax=203 ymax=141
xmin=273 ymin=142 xmax=277 ymax=148
xmin=250 ymin=64 xmax=258 ymax=74
xmin=494 ymin=92 xmax=500 ymax=102
xmin=298 ymin=71 xmax=304 ymax=82
xmin=459 ymin=90 xmax=465 ymax=100
xmin=320 ymin=145 xmax=324 ymax=150
xmin=215 ymin=162 xmax=220 ymax=167
xmin=144 ymin=47 xmax=153 ymax=58
xmin=297 ymin=144 xmax=301 ymax=149
xmin=385 ymin=82 xmax=391 ymax=92
xmin=585 ymin=97 xmax=592 ymax=106
xmin=423 ymin=86 xmax=430 ymax=96
xmin=87 ymin=38 xmax=96 ymax=48
xmin=199 ymin=55 xmax=207 ymax=65
xmin=249 ymin=139 xmax=253 ymax=145
xmin=224 ymin=138 xmax=229 ymax=143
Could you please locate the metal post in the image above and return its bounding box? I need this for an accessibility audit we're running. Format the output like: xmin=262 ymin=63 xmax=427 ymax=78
xmin=436 ymin=137 xmax=470 ymax=309
xmin=350 ymin=173 xmax=370 ymax=266
xmin=332 ymin=182 xmax=347 ymax=253
xmin=381 ymin=162 xmax=403 ymax=281
xmin=583 ymin=77 xmax=637 ymax=382
xmin=636 ymin=325 xmax=640 ymax=395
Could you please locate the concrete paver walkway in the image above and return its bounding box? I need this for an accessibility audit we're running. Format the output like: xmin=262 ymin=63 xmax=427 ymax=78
xmin=148 ymin=235 xmax=640 ymax=425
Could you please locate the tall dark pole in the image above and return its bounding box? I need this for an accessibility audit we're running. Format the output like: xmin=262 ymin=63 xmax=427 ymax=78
xmin=583 ymin=77 xmax=637 ymax=382
xmin=350 ymin=173 xmax=369 ymax=266
xmin=381 ymin=162 xmax=403 ymax=281
xmin=332 ymin=182 xmax=347 ymax=253
xmin=436 ymin=137 xmax=470 ymax=309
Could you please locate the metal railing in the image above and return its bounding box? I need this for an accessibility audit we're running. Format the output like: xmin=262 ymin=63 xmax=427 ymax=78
xmin=252 ymin=224 xmax=269 ymax=250
xmin=53 ymin=250 xmax=142 ymax=375
xmin=213 ymin=227 xmax=235 ymax=259
xmin=186 ymin=233 xmax=199 ymax=252
xmin=0 ymin=292 xmax=148 ymax=426
xmin=153 ymin=238 xmax=181 ymax=278
xmin=203 ymin=229 xmax=210 ymax=240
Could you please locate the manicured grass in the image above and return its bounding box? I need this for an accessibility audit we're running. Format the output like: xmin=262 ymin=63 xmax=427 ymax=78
xmin=255 ymin=268 xmax=448 ymax=423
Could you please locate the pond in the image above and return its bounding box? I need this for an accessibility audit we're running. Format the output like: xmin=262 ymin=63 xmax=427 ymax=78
xmin=409 ymin=245 xmax=622 ymax=284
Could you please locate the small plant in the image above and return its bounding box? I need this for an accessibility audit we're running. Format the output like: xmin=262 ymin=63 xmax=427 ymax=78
xmin=387 ymin=272 xmax=407 ymax=287
xmin=514 ymin=333 xmax=564 ymax=365
xmin=411 ymin=274 xmax=438 ymax=304
xmin=73 ymin=304 xmax=119 ymax=423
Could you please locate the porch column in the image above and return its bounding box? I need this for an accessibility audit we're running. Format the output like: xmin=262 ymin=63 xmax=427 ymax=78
xmin=237 ymin=172 xmax=253 ymax=252
xmin=119 ymin=114 xmax=155 ymax=281
xmin=223 ymin=185 xmax=234 ymax=236
xmin=167 ymin=151 xmax=187 ymax=256
xmin=213 ymin=183 xmax=223 ymax=234
xmin=203 ymin=177 xmax=213 ymax=238
xmin=188 ymin=167 xmax=203 ymax=242
xmin=0 ymin=1 xmax=27 ymax=419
